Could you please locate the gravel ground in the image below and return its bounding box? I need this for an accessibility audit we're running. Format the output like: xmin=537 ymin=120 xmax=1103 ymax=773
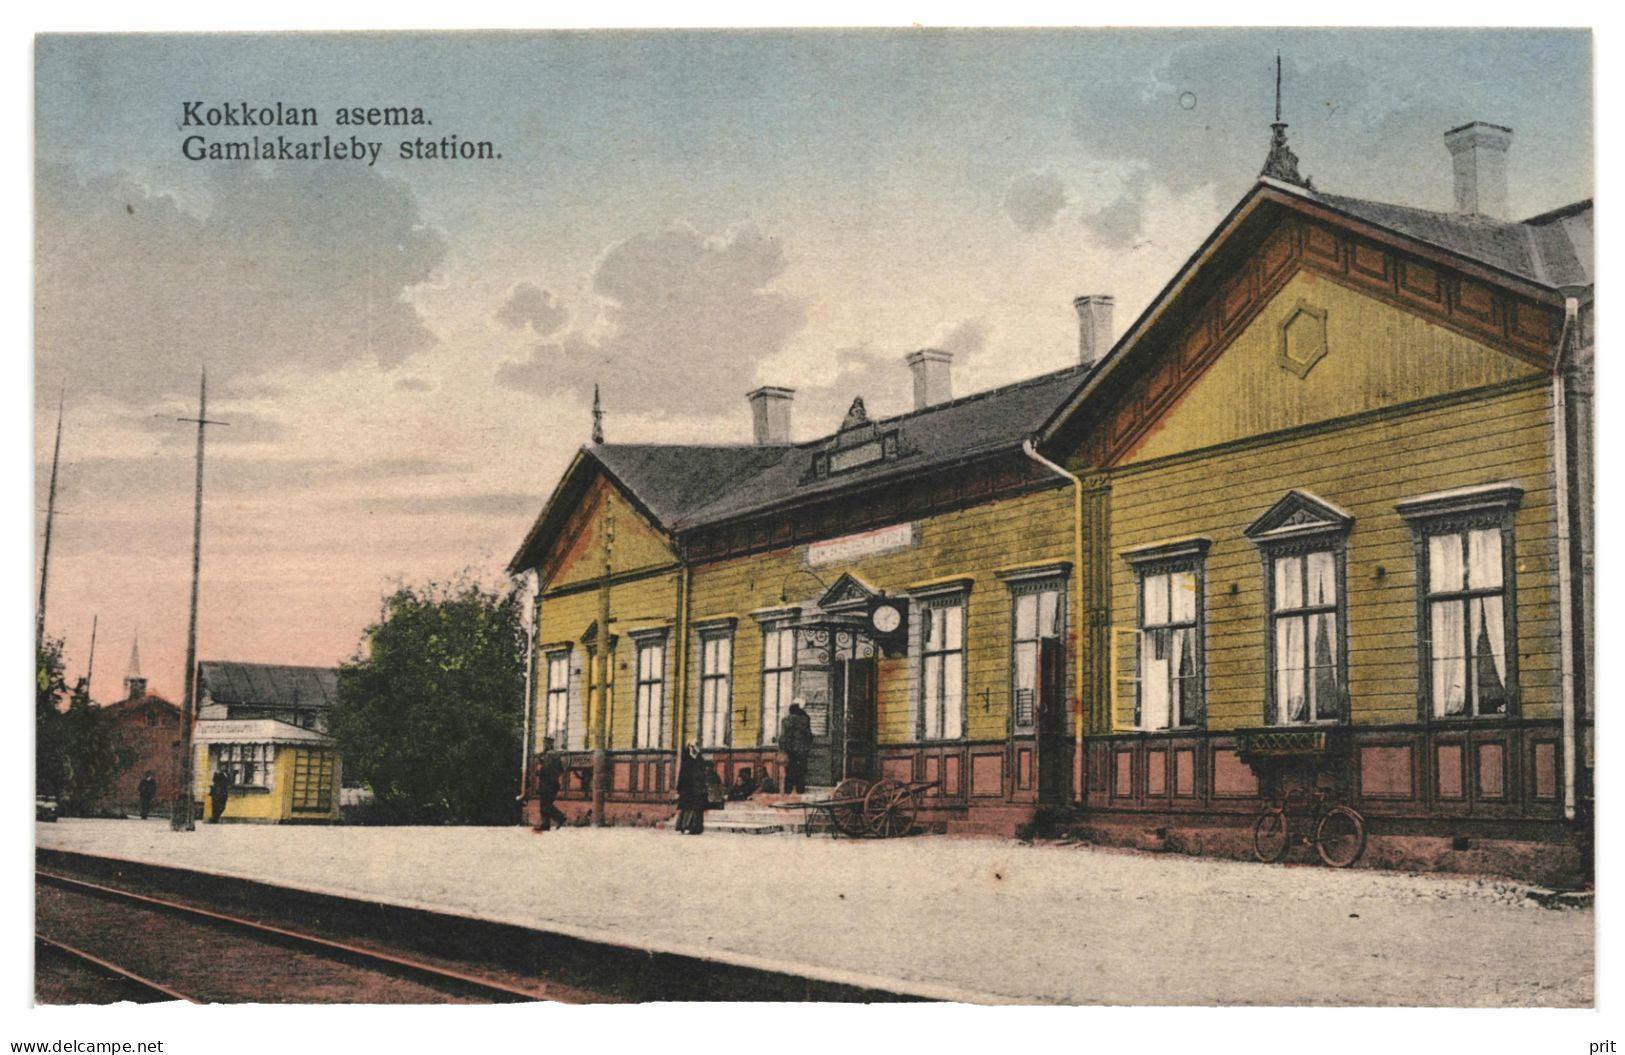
xmin=36 ymin=820 xmax=1592 ymax=1006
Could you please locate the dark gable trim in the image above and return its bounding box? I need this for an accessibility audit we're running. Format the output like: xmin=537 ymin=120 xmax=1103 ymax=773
xmin=1244 ymin=489 xmax=1355 ymax=544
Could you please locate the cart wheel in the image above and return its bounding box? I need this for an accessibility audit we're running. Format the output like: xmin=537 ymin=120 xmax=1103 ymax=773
xmin=1314 ymin=805 xmax=1367 ymax=868
xmin=863 ymin=780 xmax=915 ymax=837
xmin=829 ymin=778 xmax=871 ymax=837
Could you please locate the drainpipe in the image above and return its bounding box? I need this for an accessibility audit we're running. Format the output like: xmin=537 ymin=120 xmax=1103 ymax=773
xmin=517 ymin=571 xmax=541 ymax=816
xmin=673 ymin=563 xmax=691 ymax=760
xmin=1550 ymin=297 xmax=1580 ymax=821
xmin=1022 ymin=439 xmax=1087 ymax=801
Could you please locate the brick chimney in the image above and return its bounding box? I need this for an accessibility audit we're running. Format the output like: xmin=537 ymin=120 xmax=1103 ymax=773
xmin=1074 ymin=295 xmax=1114 ymax=366
xmin=1444 ymin=121 xmax=1513 ymax=219
xmin=746 ymin=386 xmax=794 ymax=444
xmin=906 ymin=349 xmax=953 ymax=410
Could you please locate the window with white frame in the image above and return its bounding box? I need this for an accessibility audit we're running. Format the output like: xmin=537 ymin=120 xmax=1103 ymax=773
xmin=760 ymin=621 xmax=796 ymax=746
xmin=919 ymin=596 xmax=966 ymax=740
xmin=1398 ymin=485 xmax=1521 ymax=720
xmin=1010 ymin=582 xmax=1063 ymax=729
xmin=698 ymin=630 xmax=733 ymax=748
xmin=1123 ymin=539 xmax=1208 ymax=731
xmin=213 ymin=743 xmax=273 ymax=788
xmin=1269 ymin=550 xmax=1344 ymax=723
xmin=632 ymin=634 xmax=667 ymax=749
xmin=544 ymin=649 xmax=570 ymax=745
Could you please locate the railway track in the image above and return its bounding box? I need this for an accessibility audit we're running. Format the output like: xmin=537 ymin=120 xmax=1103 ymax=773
xmin=36 ymin=870 xmax=582 ymax=1004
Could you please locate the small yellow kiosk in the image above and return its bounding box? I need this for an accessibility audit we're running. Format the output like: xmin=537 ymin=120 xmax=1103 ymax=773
xmin=193 ymin=719 xmax=340 ymax=823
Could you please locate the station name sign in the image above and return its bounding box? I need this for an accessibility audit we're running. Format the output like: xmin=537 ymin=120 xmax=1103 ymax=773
xmin=807 ymin=523 xmax=916 ymax=567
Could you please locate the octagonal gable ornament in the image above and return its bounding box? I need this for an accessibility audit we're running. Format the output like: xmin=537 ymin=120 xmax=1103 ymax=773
xmin=1278 ymin=300 xmax=1329 ymax=378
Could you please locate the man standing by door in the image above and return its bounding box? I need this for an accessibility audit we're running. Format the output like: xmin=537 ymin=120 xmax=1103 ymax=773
xmin=532 ymin=737 xmax=568 ymax=833
xmin=778 ymin=699 xmax=813 ymax=794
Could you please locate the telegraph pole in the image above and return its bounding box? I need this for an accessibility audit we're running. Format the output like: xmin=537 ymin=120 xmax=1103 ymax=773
xmin=172 ymin=370 xmax=227 ymax=832
xmin=80 ymin=615 xmax=98 ymax=700
xmin=592 ymin=488 xmax=614 ymax=826
xmin=36 ymin=391 xmax=64 ymax=651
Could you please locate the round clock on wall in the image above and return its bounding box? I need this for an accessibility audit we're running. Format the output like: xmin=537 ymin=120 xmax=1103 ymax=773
xmin=871 ymin=604 xmax=902 ymax=634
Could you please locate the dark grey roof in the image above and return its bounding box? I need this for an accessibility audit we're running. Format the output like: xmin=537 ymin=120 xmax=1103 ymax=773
xmin=592 ymin=362 xmax=1093 ymax=532
xmin=1307 ymin=189 xmax=1593 ymax=291
xmin=198 ymin=661 xmax=338 ymax=710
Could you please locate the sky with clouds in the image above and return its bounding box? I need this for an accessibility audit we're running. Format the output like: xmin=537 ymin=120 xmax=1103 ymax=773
xmin=33 ymin=28 xmax=1592 ymax=702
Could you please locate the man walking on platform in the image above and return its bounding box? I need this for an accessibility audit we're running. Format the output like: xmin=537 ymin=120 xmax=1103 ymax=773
xmin=778 ymin=700 xmax=813 ymax=794
xmin=137 ymin=770 xmax=158 ymax=820
xmin=208 ymin=766 xmax=231 ymax=823
xmin=532 ymin=737 xmax=568 ymax=832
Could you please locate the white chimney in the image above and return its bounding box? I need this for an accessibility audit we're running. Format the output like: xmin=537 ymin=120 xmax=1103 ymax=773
xmin=1444 ymin=121 xmax=1513 ymax=219
xmin=906 ymin=349 xmax=953 ymax=410
xmin=1074 ymin=295 xmax=1114 ymax=366
xmin=746 ymin=386 xmax=794 ymax=444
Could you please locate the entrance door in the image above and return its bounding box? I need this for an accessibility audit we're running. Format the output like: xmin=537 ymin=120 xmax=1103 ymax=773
xmin=1035 ymin=638 xmax=1071 ymax=803
xmin=832 ymin=657 xmax=878 ymax=784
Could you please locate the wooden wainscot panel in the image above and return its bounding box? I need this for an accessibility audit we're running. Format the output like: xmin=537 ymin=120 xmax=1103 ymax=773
xmin=922 ymin=754 xmax=941 ymax=793
xmin=1476 ymin=741 xmax=1507 ymax=801
xmin=613 ymin=760 xmax=633 ymax=791
xmin=1303 ymin=222 xmax=1341 ymax=265
xmin=1174 ymin=749 xmax=1197 ymax=798
xmin=883 ymin=755 xmax=914 ymax=782
xmin=1454 ymin=279 xmax=1498 ymax=327
xmin=1532 ymin=740 xmax=1559 ymax=802
xmin=1436 ymin=743 xmax=1465 ymax=800
xmin=1220 ymin=269 xmax=1256 ymax=327
xmin=971 ymin=751 xmax=1004 ymax=797
xmin=1349 ymin=241 xmax=1390 ymax=286
xmin=944 ymin=753 xmax=962 ymax=797
xmin=1259 ymin=223 xmax=1297 ymax=284
xmin=1398 ymin=259 xmax=1442 ymax=305
xmin=1146 ymin=748 xmax=1167 ymax=797
xmin=1088 ymin=744 xmax=1109 ymax=793
xmin=1113 ymin=750 xmax=1134 ymax=799
xmin=1017 ymin=746 xmax=1034 ymax=790
xmin=1511 ymin=301 xmax=1555 ymax=349
xmin=1211 ymin=747 xmax=1259 ymax=798
xmin=1359 ymin=744 xmax=1414 ymax=800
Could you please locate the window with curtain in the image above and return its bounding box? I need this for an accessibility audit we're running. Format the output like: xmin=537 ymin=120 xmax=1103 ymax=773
xmin=1425 ymin=526 xmax=1510 ymax=717
xmin=698 ymin=631 xmax=733 ymax=748
xmin=1269 ymin=550 xmax=1343 ymax=723
xmin=760 ymin=621 xmax=796 ymax=746
xmin=1135 ymin=566 xmax=1202 ymax=730
xmin=1011 ymin=583 xmax=1063 ymax=729
xmin=632 ymin=635 xmax=667 ymax=749
xmin=544 ymin=650 xmax=570 ymax=745
xmin=920 ymin=596 xmax=966 ymax=740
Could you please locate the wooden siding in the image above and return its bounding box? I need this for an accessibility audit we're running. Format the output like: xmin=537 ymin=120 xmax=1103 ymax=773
xmin=1127 ymin=270 xmax=1540 ymax=464
xmin=1105 ymin=382 xmax=1559 ymax=732
xmin=685 ymin=485 xmax=1075 ymax=749
xmin=534 ymin=570 xmax=680 ymax=752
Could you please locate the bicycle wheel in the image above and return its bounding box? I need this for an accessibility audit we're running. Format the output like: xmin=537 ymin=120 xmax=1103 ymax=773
xmin=1252 ymin=809 xmax=1290 ymax=863
xmin=1314 ymin=805 xmax=1367 ymax=868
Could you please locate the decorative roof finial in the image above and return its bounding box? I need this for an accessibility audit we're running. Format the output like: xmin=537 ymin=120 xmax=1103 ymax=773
xmin=591 ymin=384 xmax=605 ymax=444
xmin=1260 ymin=52 xmax=1313 ymax=190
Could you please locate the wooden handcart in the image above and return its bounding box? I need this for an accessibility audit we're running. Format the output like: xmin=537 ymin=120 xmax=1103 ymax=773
xmin=772 ymin=777 xmax=939 ymax=838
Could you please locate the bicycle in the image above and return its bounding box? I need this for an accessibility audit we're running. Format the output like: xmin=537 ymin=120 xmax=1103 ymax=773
xmin=1252 ymin=785 xmax=1367 ymax=867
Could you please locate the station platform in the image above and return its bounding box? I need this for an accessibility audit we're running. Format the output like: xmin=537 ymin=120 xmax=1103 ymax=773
xmin=35 ymin=818 xmax=1592 ymax=1005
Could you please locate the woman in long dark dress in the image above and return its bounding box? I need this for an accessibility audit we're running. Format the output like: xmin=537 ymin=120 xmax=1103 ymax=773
xmin=675 ymin=742 xmax=709 ymax=835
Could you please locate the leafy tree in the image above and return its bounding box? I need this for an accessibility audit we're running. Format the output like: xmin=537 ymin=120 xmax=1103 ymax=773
xmin=332 ymin=577 xmax=526 ymax=824
xmin=37 ymin=638 xmax=135 ymax=814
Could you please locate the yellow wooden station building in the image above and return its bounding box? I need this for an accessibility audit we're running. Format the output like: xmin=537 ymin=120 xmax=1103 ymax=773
xmin=511 ymin=117 xmax=1592 ymax=877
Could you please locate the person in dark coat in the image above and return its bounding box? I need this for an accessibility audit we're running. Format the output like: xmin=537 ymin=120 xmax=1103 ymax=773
xmin=532 ymin=737 xmax=568 ymax=833
xmin=137 ymin=771 xmax=158 ymax=820
xmin=208 ymin=767 xmax=231 ymax=823
xmin=778 ymin=700 xmax=814 ymax=794
xmin=675 ymin=742 xmax=710 ymax=835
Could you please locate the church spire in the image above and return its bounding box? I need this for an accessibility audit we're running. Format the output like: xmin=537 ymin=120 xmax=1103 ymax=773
xmin=1259 ymin=52 xmax=1313 ymax=189
xmin=124 ymin=632 xmax=147 ymax=699
xmin=591 ymin=384 xmax=605 ymax=445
